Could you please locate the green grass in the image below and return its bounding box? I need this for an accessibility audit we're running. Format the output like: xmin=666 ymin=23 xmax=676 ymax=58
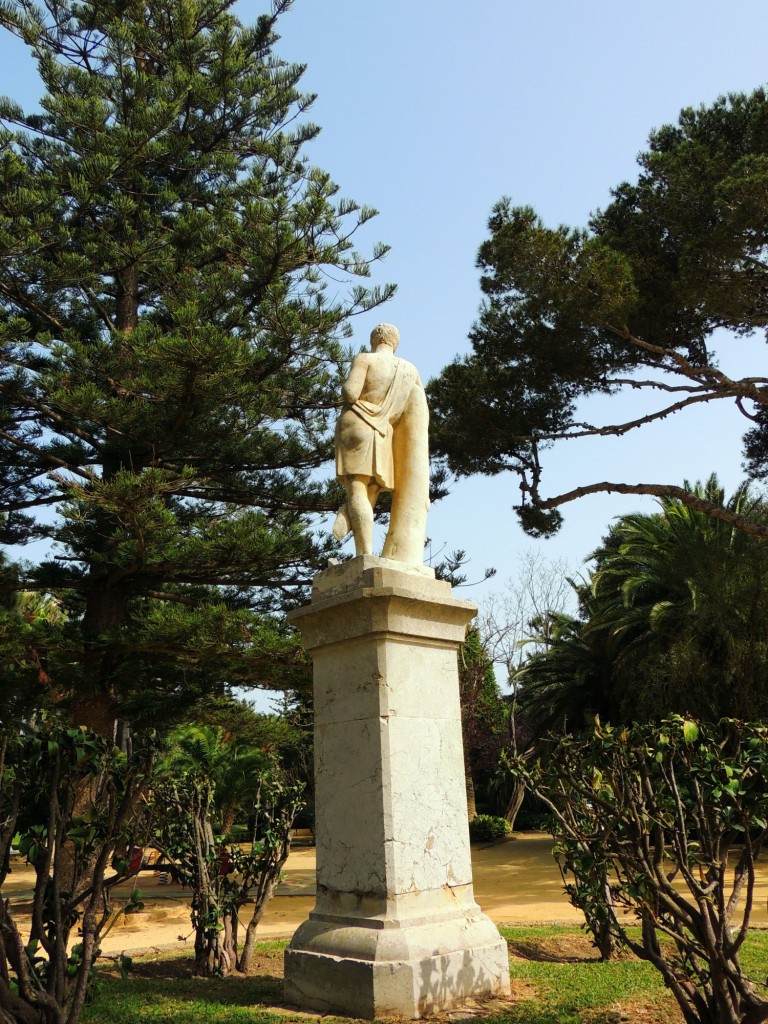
xmin=85 ymin=992 xmax=287 ymax=1024
xmin=739 ymin=927 xmax=768 ymax=986
xmin=496 ymin=925 xmax=677 ymax=1024
xmin=80 ymin=927 xmax=768 ymax=1024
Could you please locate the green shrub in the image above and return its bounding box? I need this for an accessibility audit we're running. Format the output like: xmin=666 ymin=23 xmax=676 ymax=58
xmin=513 ymin=716 xmax=768 ymax=1023
xmin=0 ymin=721 xmax=154 ymax=1024
xmin=468 ymin=814 xmax=510 ymax=842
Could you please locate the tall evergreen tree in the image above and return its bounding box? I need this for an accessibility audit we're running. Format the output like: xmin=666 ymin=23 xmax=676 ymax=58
xmin=0 ymin=0 xmax=393 ymax=733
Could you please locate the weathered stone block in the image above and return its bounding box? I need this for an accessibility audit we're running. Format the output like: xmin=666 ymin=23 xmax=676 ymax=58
xmin=283 ymin=556 xmax=510 ymax=1018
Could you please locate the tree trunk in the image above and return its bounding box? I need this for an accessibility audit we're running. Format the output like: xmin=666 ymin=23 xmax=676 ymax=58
xmin=115 ymin=267 xmax=139 ymax=335
xmin=237 ymin=876 xmax=279 ymax=973
xmin=64 ymin=585 xmax=129 ymax=894
xmin=465 ymin=761 xmax=477 ymax=821
xmin=194 ymin=938 xmax=217 ymax=978
xmin=503 ymin=778 xmax=526 ymax=831
xmin=193 ymin=903 xmax=223 ymax=978
xmin=237 ymin=829 xmax=295 ymax=974
xmin=70 ymin=694 xmax=115 ymax=739
xmin=193 ymin=909 xmax=235 ymax=977
xmin=590 ymin=868 xmax=618 ymax=962
xmin=220 ymin=913 xmax=236 ymax=977
xmin=73 ymin=583 xmax=130 ymax=737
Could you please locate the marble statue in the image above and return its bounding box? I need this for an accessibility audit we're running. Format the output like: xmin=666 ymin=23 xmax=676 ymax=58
xmin=332 ymin=324 xmax=429 ymax=565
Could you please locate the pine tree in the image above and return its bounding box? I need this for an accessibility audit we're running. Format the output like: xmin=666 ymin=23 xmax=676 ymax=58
xmin=0 ymin=0 xmax=393 ymax=734
xmin=429 ymin=87 xmax=768 ymax=537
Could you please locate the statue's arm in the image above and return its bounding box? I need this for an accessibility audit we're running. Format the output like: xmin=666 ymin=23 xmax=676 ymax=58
xmin=403 ymin=359 xmax=423 ymax=389
xmin=341 ymin=354 xmax=370 ymax=405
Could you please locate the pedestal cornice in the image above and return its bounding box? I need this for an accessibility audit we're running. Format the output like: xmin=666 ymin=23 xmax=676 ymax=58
xmin=287 ymin=555 xmax=477 ymax=650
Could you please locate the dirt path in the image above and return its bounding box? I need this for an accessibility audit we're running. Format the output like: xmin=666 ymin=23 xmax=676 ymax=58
xmin=7 ymin=832 xmax=768 ymax=954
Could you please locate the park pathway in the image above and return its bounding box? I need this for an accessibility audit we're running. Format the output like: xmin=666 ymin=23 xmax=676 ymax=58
xmin=6 ymin=833 xmax=768 ymax=953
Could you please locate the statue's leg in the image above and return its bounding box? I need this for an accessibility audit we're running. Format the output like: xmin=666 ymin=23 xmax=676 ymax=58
xmin=332 ymin=503 xmax=351 ymax=540
xmin=367 ymin=482 xmax=380 ymax=508
xmin=346 ymin=476 xmax=375 ymax=555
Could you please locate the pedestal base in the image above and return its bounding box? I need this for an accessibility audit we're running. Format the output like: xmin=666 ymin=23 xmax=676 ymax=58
xmin=284 ymin=931 xmax=509 ymax=1019
xmin=283 ymin=557 xmax=511 ymax=1018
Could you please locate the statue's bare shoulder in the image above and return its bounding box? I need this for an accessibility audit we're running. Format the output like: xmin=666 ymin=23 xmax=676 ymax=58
xmin=343 ymin=349 xmax=405 ymax=406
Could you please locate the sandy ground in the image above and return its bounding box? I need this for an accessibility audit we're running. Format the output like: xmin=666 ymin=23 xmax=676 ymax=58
xmin=6 ymin=833 xmax=768 ymax=954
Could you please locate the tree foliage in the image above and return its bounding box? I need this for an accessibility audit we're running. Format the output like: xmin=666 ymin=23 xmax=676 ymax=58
xmin=514 ymin=717 xmax=768 ymax=1024
xmin=457 ymin=627 xmax=508 ymax=819
xmin=429 ymin=87 xmax=768 ymax=537
xmin=153 ymin=721 xmax=303 ymax=977
xmin=517 ymin=478 xmax=768 ymax=729
xmin=0 ymin=562 xmax=69 ymax=728
xmin=0 ymin=718 xmax=153 ymax=1024
xmin=0 ymin=0 xmax=392 ymax=733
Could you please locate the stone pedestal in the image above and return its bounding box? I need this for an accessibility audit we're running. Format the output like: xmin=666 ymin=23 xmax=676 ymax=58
xmin=283 ymin=556 xmax=510 ymax=1019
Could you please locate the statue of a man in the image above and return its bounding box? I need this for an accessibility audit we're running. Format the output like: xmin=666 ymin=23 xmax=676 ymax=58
xmin=332 ymin=324 xmax=430 ymax=565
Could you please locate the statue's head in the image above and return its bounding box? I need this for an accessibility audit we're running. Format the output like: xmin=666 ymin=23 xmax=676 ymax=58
xmin=370 ymin=323 xmax=400 ymax=352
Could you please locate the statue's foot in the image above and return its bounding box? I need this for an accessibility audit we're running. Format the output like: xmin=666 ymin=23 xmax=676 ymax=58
xmin=332 ymin=503 xmax=351 ymax=540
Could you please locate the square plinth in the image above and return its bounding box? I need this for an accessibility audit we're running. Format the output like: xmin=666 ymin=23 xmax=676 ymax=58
xmin=284 ymin=933 xmax=510 ymax=1018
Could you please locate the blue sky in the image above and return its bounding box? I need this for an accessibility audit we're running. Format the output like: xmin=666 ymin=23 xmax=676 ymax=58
xmin=1 ymin=0 xmax=767 ymax=607
xmin=264 ymin=0 xmax=768 ymax=593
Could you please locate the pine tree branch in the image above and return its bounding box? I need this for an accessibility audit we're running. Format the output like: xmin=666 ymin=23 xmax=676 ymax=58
xmin=80 ymin=285 xmax=116 ymax=332
xmin=0 ymin=428 xmax=96 ymax=481
xmin=145 ymin=590 xmax=202 ymax=608
xmin=609 ymin=324 xmax=768 ymax=405
xmin=0 ymin=384 xmax=105 ymax=449
xmin=158 ymin=571 xmax=312 ymax=589
xmin=608 ymin=377 xmax=744 ymax=394
xmin=530 ymin=391 xmax=726 ymax=442
xmin=736 ymin=396 xmax=761 ymax=422
xmin=0 ymin=494 xmax=59 ymax=512
xmin=480 ymin=374 xmax=765 ymax=449
xmin=173 ymin=487 xmax=333 ymax=512
xmin=534 ymin=482 xmax=768 ymax=538
xmin=0 ymin=278 xmax=67 ymax=334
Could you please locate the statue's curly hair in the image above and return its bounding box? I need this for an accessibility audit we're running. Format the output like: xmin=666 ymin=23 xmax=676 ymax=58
xmin=370 ymin=323 xmax=400 ymax=351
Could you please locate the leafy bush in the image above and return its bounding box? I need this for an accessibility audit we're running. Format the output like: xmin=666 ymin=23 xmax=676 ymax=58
xmin=153 ymin=727 xmax=304 ymax=977
xmin=468 ymin=814 xmax=510 ymax=842
xmin=513 ymin=716 xmax=768 ymax=1024
xmin=0 ymin=719 xmax=153 ymax=1024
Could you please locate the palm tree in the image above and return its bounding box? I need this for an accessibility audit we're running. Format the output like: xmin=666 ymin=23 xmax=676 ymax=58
xmin=517 ymin=475 xmax=768 ymax=730
xmin=162 ymin=723 xmax=268 ymax=834
xmin=515 ymin=607 xmax=606 ymax=734
xmin=588 ymin=475 xmax=768 ymax=721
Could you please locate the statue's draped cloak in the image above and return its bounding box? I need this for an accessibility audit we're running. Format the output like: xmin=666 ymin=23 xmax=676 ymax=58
xmin=335 ymin=359 xmax=422 ymax=491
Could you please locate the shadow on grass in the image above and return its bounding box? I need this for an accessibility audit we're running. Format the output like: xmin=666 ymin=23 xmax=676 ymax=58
xmin=507 ymin=940 xmax=599 ymax=964
xmin=97 ymin=952 xmax=286 ymax=1010
xmin=85 ymin=929 xmax=693 ymax=1024
xmin=506 ymin=934 xmax=602 ymax=964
